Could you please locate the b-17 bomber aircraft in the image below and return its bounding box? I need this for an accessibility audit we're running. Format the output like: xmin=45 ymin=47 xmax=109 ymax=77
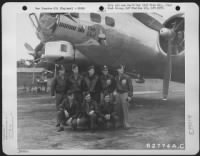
xmin=24 ymin=12 xmax=185 ymax=100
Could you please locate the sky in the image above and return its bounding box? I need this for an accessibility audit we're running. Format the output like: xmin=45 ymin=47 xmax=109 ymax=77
xmin=17 ymin=12 xmax=174 ymax=60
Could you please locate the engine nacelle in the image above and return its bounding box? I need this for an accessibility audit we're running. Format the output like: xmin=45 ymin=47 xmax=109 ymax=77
xmin=158 ymin=13 xmax=184 ymax=56
xmin=43 ymin=41 xmax=74 ymax=61
xmin=41 ymin=41 xmax=89 ymax=63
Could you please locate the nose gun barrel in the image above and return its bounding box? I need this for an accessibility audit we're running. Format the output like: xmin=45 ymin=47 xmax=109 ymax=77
xmin=29 ymin=13 xmax=40 ymax=31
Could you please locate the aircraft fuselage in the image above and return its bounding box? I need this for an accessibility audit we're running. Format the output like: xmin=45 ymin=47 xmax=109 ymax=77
xmin=36 ymin=13 xmax=184 ymax=82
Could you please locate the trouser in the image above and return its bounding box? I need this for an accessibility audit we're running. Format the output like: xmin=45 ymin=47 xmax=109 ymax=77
xmin=98 ymin=114 xmax=120 ymax=129
xmin=76 ymin=113 xmax=98 ymax=130
xmin=57 ymin=110 xmax=77 ymax=128
xmin=115 ymin=92 xmax=130 ymax=127
xmin=90 ymin=92 xmax=100 ymax=104
xmin=88 ymin=113 xmax=98 ymax=130
xmin=76 ymin=116 xmax=88 ymax=129
xmin=55 ymin=93 xmax=65 ymax=110
xmin=74 ymin=91 xmax=82 ymax=107
xmin=55 ymin=93 xmax=65 ymax=124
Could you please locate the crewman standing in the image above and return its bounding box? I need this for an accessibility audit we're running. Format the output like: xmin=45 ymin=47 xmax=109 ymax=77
xmin=114 ymin=65 xmax=133 ymax=129
xmin=100 ymin=65 xmax=116 ymax=102
xmin=51 ymin=66 xmax=69 ymax=127
xmin=81 ymin=65 xmax=101 ymax=103
xmin=68 ymin=64 xmax=84 ymax=106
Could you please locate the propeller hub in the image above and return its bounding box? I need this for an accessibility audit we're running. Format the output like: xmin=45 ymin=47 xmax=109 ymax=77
xmin=160 ymin=28 xmax=175 ymax=39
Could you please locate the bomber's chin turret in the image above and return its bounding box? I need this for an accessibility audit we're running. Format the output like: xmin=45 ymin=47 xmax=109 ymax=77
xmin=158 ymin=13 xmax=184 ymax=56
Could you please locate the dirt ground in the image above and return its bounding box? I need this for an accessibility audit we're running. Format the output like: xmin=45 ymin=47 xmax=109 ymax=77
xmin=17 ymin=79 xmax=185 ymax=150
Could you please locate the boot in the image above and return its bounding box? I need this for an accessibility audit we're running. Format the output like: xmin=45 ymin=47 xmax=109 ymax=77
xmin=57 ymin=126 xmax=64 ymax=132
xmin=56 ymin=123 xmax=60 ymax=127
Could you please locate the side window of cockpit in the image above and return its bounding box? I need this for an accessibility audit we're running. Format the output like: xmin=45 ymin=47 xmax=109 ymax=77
xmin=105 ymin=16 xmax=115 ymax=27
xmin=90 ymin=13 xmax=101 ymax=23
xmin=60 ymin=44 xmax=67 ymax=52
xmin=70 ymin=13 xmax=79 ymax=18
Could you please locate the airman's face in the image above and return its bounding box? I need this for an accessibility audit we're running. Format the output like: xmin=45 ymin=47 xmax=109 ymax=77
xmin=73 ymin=66 xmax=79 ymax=74
xmin=88 ymin=68 xmax=95 ymax=76
xmin=117 ymin=67 xmax=124 ymax=74
xmin=59 ymin=69 xmax=65 ymax=76
xmin=68 ymin=94 xmax=74 ymax=100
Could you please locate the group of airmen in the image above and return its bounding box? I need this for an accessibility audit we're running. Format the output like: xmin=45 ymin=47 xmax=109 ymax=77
xmin=51 ymin=64 xmax=133 ymax=132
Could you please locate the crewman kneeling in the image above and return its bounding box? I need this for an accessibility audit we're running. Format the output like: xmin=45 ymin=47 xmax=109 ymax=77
xmin=78 ymin=92 xmax=99 ymax=132
xmin=98 ymin=93 xmax=120 ymax=129
xmin=57 ymin=90 xmax=80 ymax=132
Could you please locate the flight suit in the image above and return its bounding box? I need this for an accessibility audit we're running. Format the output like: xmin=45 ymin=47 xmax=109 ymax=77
xmin=68 ymin=74 xmax=84 ymax=105
xmin=79 ymin=99 xmax=99 ymax=130
xmin=98 ymin=101 xmax=119 ymax=129
xmin=51 ymin=75 xmax=69 ymax=126
xmin=115 ymin=73 xmax=133 ymax=128
xmin=100 ymin=73 xmax=116 ymax=102
xmin=51 ymin=75 xmax=69 ymax=110
xmin=57 ymin=98 xmax=80 ymax=129
xmin=81 ymin=74 xmax=101 ymax=103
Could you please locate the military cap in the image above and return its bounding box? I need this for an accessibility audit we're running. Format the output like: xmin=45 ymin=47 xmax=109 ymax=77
xmin=72 ymin=64 xmax=78 ymax=70
xmin=116 ymin=64 xmax=125 ymax=70
xmin=87 ymin=65 xmax=95 ymax=71
xmin=102 ymin=65 xmax=108 ymax=71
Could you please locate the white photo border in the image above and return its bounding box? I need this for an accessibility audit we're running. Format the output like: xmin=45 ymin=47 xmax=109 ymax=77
xmin=2 ymin=2 xmax=199 ymax=155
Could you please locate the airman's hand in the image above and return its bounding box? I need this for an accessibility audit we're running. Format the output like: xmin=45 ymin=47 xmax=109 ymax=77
xmin=89 ymin=110 xmax=94 ymax=115
xmin=105 ymin=114 xmax=110 ymax=120
xmin=127 ymin=96 xmax=132 ymax=102
xmin=106 ymin=79 xmax=111 ymax=86
xmin=64 ymin=110 xmax=69 ymax=118
xmin=113 ymin=91 xmax=117 ymax=96
xmin=67 ymin=117 xmax=72 ymax=125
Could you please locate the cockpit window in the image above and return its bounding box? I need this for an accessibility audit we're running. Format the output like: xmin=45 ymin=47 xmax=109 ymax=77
xmin=105 ymin=16 xmax=115 ymax=27
xmin=90 ymin=13 xmax=101 ymax=23
xmin=60 ymin=44 xmax=67 ymax=52
xmin=70 ymin=13 xmax=79 ymax=18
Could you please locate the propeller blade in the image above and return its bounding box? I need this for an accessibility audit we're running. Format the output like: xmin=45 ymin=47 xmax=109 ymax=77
xmin=34 ymin=58 xmax=42 ymax=62
xmin=173 ymin=20 xmax=184 ymax=32
xmin=24 ymin=42 xmax=34 ymax=51
xmin=35 ymin=42 xmax=44 ymax=52
xmin=133 ymin=13 xmax=164 ymax=32
xmin=64 ymin=14 xmax=78 ymax=23
xmin=29 ymin=53 xmax=35 ymax=57
xmin=162 ymin=36 xmax=174 ymax=100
